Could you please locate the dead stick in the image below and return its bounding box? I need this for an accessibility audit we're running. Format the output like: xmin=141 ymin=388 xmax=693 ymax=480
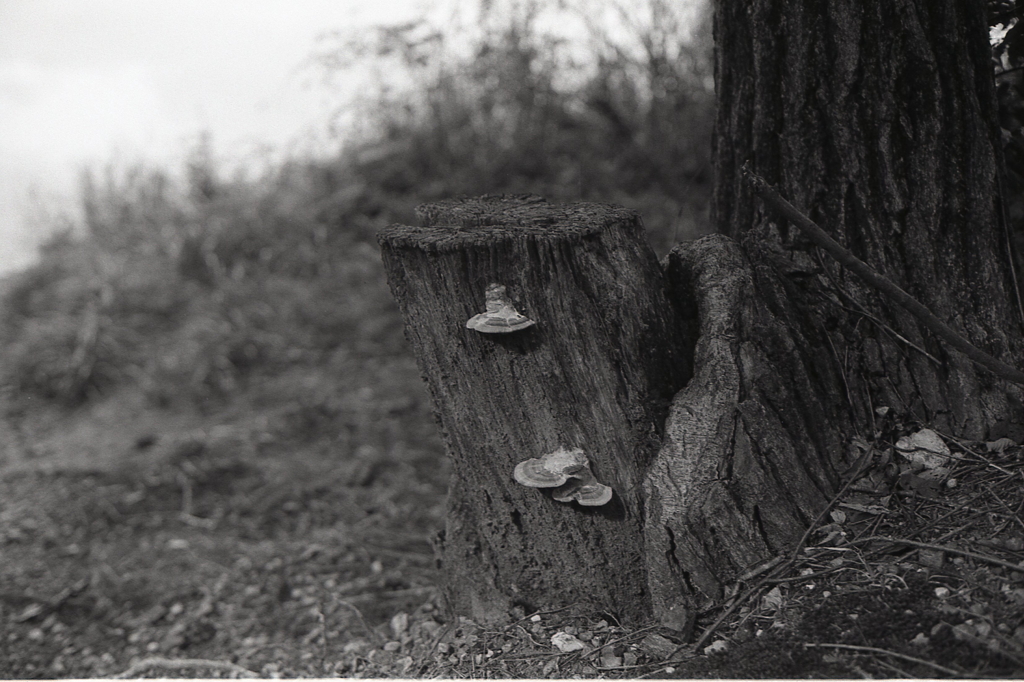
xmin=789 ymin=454 xmax=873 ymax=564
xmin=850 ymin=535 xmax=1024 ymax=573
xmin=113 ymin=657 xmax=258 ymax=679
xmin=680 ymin=456 xmax=872 ymax=659
xmin=688 ymin=583 xmax=771 ymax=655
xmin=804 ymin=643 xmax=972 ymax=678
xmin=743 ymin=166 xmax=1024 ymax=386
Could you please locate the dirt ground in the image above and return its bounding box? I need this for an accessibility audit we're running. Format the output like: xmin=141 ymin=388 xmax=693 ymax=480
xmin=2 ymin=375 xmax=1024 ymax=678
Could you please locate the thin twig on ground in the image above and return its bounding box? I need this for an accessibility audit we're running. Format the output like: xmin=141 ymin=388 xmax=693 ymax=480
xmin=687 ymin=583 xmax=772 ymax=655
xmin=871 ymin=656 xmax=916 ymax=678
xmin=334 ymin=599 xmax=384 ymax=644
xmin=513 ymin=602 xmax=582 ymax=624
xmin=113 ymin=656 xmax=258 ymax=678
xmin=804 ymin=642 xmax=972 ymax=678
xmin=343 ymin=586 xmax=435 ymax=603
xmin=984 ymin=487 xmax=1024 ymax=534
xmin=850 ymin=536 xmax=1024 ymax=573
xmin=585 ymin=624 xmax=660 ymax=658
xmin=675 ymin=455 xmax=876 ymax=659
xmin=790 ymin=455 xmax=875 ymax=564
xmin=899 ymin=489 xmax=990 ymax=539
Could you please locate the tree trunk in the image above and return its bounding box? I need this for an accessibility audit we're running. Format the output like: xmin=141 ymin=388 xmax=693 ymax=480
xmin=636 ymin=0 xmax=1024 ymax=623
xmin=378 ymin=195 xmax=692 ymax=625
xmin=713 ymin=0 xmax=1024 ymax=438
xmin=377 ymin=1 xmax=1024 ymax=629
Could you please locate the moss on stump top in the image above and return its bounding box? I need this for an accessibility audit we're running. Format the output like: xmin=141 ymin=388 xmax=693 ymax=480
xmin=379 ymin=194 xmax=641 ymax=252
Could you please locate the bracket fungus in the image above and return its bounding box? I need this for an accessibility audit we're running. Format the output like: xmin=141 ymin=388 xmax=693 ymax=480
xmin=466 ymin=283 xmax=535 ymax=333
xmin=513 ymin=447 xmax=613 ymax=506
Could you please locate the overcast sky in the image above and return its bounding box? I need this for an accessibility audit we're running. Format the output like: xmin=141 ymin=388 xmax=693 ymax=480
xmin=0 ymin=0 xmax=444 ymax=274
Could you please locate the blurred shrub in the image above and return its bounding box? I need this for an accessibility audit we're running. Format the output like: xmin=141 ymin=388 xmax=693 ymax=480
xmin=1 ymin=0 xmax=716 ymax=411
xmin=319 ymin=0 xmax=715 ymax=253
xmin=0 ymin=140 xmax=401 ymax=409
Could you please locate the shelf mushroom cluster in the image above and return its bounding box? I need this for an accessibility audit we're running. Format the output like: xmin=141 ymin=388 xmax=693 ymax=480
xmin=513 ymin=447 xmax=613 ymax=506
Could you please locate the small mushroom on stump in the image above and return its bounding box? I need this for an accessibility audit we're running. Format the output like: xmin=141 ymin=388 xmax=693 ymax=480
xmin=466 ymin=283 xmax=535 ymax=333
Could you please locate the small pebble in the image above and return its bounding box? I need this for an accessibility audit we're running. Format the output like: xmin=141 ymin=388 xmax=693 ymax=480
xmin=600 ymin=653 xmax=622 ymax=668
xmin=910 ymin=633 xmax=929 ymax=647
xmin=704 ymin=639 xmax=729 ymax=655
xmin=551 ymin=632 xmax=586 ymax=653
xmin=530 ymin=614 xmax=542 ymax=623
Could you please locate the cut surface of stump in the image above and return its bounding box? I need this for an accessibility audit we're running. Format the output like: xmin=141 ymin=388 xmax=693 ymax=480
xmin=379 ymin=195 xmax=692 ymax=624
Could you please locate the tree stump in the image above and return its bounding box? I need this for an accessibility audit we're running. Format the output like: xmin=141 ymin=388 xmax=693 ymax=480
xmin=378 ymin=195 xmax=692 ymax=624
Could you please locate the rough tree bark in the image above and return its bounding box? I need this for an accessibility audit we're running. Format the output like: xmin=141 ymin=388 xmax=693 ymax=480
xmin=378 ymin=0 xmax=1024 ymax=628
xmin=713 ymin=0 xmax=1024 ymax=437
xmin=378 ymin=195 xmax=692 ymax=624
xmin=643 ymin=234 xmax=854 ymax=617
xmin=640 ymin=0 xmax=1024 ymax=622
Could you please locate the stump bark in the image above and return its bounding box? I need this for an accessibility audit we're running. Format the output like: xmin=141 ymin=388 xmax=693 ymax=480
xmin=376 ymin=0 xmax=1024 ymax=628
xmin=379 ymin=195 xmax=692 ymax=624
xmin=645 ymin=235 xmax=854 ymax=618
